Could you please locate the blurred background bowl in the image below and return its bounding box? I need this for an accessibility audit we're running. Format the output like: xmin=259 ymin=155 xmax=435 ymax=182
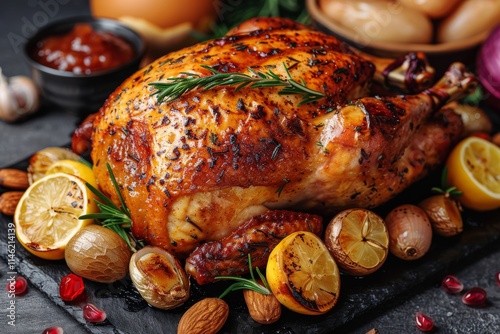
xmin=89 ymin=0 xmax=216 ymax=65
xmin=306 ymin=0 xmax=495 ymax=74
xmin=24 ymin=16 xmax=144 ymax=113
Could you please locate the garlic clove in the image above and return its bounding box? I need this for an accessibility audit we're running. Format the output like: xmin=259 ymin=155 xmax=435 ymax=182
xmin=129 ymin=246 xmax=190 ymax=310
xmin=0 ymin=68 xmax=40 ymax=123
xmin=10 ymin=76 xmax=40 ymax=112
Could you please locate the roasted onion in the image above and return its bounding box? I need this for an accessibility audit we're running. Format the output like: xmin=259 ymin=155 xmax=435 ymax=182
xmin=385 ymin=204 xmax=433 ymax=260
xmin=65 ymin=225 xmax=132 ymax=283
xmin=477 ymin=25 xmax=500 ymax=111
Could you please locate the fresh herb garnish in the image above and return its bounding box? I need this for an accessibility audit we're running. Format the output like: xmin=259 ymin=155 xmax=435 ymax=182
xmin=197 ymin=0 xmax=308 ymax=39
xmin=276 ymin=178 xmax=290 ymax=197
xmin=316 ymin=141 xmax=329 ymax=154
xmin=461 ymin=85 xmax=484 ymax=106
xmin=432 ymin=167 xmax=462 ymax=197
xmin=215 ymin=254 xmax=271 ymax=298
xmin=149 ymin=63 xmax=324 ymax=106
xmin=79 ymin=163 xmax=144 ymax=252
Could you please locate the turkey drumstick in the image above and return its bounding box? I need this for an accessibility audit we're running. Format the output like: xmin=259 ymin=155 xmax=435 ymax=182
xmin=264 ymin=62 xmax=474 ymax=212
xmin=356 ymin=50 xmax=435 ymax=93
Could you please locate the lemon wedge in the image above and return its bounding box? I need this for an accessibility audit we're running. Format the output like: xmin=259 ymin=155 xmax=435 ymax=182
xmin=266 ymin=231 xmax=340 ymax=315
xmin=446 ymin=136 xmax=500 ymax=211
xmin=46 ymin=159 xmax=97 ymax=188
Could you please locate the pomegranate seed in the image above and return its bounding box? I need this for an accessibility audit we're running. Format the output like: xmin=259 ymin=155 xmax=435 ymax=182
xmin=42 ymin=326 xmax=64 ymax=334
xmin=441 ymin=275 xmax=464 ymax=294
xmin=415 ymin=312 xmax=434 ymax=332
xmin=83 ymin=303 xmax=107 ymax=323
xmin=496 ymin=272 xmax=500 ymax=286
xmin=462 ymin=287 xmax=487 ymax=307
xmin=6 ymin=276 xmax=28 ymax=295
xmin=59 ymin=274 xmax=85 ymax=302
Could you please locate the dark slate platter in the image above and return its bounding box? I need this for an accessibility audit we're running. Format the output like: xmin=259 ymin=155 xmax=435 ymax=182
xmin=1 ymin=157 xmax=500 ymax=334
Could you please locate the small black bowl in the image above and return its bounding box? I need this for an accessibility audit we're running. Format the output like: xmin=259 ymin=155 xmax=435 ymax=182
xmin=24 ymin=16 xmax=144 ymax=112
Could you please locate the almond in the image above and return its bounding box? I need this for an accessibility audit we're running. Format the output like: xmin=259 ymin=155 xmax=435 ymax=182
xmin=0 ymin=169 xmax=30 ymax=190
xmin=243 ymin=289 xmax=282 ymax=325
xmin=365 ymin=329 xmax=380 ymax=334
xmin=177 ymin=298 xmax=228 ymax=334
xmin=0 ymin=191 xmax=23 ymax=215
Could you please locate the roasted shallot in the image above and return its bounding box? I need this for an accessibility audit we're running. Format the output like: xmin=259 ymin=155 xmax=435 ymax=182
xmin=385 ymin=205 xmax=433 ymax=260
xmin=419 ymin=195 xmax=463 ymax=237
xmin=65 ymin=225 xmax=132 ymax=283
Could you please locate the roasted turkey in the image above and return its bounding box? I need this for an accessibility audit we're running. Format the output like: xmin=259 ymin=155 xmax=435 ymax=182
xmin=73 ymin=17 xmax=476 ymax=258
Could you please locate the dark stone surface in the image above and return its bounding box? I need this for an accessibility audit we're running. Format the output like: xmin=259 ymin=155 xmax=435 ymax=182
xmin=0 ymin=0 xmax=90 ymax=168
xmin=1 ymin=2 xmax=500 ymax=334
xmin=2 ymin=202 xmax=500 ymax=334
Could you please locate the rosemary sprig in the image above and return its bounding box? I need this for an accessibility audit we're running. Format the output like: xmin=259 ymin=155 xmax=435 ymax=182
xmin=216 ymin=254 xmax=271 ymax=298
xmin=149 ymin=63 xmax=324 ymax=106
xmin=79 ymin=163 xmax=143 ymax=252
xmin=431 ymin=167 xmax=462 ymax=197
xmin=276 ymin=178 xmax=290 ymax=197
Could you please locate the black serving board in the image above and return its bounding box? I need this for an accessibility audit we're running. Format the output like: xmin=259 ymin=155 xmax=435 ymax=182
xmin=1 ymin=156 xmax=500 ymax=334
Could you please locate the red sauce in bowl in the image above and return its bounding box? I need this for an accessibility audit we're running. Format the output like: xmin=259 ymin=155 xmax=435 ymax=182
xmin=34 ymin=23 xmax=135 ymax=74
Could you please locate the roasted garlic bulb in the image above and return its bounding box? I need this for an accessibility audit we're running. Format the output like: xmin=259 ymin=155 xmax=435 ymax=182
xmin=129 ymin=246 xmax=190 ymax=310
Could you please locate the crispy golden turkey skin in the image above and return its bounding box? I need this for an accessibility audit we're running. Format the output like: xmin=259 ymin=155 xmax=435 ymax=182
xmin=82 ymin=17 xmax=473 ymax=257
